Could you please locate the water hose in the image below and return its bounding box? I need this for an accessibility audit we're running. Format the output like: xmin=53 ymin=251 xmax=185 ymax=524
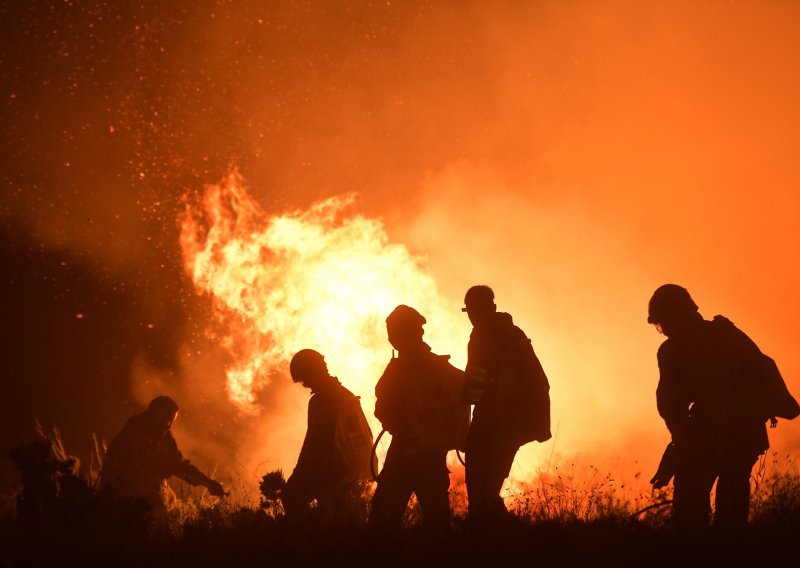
xmin=629 ymin=499 xmax=673 ymax=519
xmin=370 ymin=429 xmax=386 ymax=481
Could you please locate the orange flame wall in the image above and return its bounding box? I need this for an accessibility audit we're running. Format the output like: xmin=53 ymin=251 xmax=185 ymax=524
xmin=180 ymin=171 xmax=467 ymax=411
xmin=178 ymin=172 xmax=474 ymax=482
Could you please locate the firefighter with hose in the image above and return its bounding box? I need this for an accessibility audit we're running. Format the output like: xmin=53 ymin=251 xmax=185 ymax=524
xmin=647 ymin=284 xmax=798 ymax=532
xmin=368 ymin=305 xmax=469 ymax=532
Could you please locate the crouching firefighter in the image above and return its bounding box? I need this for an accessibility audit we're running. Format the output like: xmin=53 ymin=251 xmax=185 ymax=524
xmin=101 ymin=396 xmax=226 ymax=512
xmin=368 ymin=305 xmax=470 ymax=532
xmin=283 ymin=349 xmax=376 ymax=525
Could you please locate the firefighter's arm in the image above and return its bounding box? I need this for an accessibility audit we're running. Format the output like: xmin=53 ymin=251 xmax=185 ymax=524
xmin=374 ymin=365 xmax=404 ymax=435
xmin=166 ymin=434 xmax=225 ymax=496
xmin=656 ymin=347 xmax=691 ymax=444
xmin=464 ymin=340 xmax=497 ymax=404
xmin=291 ymin=397 xmax=329 ymax=482
xmin=650 ymin=442 xmax=677 ymax=489
xmin=174 ymin=460 xmax=226 ymax=497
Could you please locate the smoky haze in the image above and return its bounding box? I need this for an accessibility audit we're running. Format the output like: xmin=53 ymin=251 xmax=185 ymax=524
xmin=2 ymin=1 xmax=799 ymax=489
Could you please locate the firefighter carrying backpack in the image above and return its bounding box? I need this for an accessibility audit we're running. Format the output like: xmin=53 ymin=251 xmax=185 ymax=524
xmin=333 ymin=394 xmax=377 ymax=486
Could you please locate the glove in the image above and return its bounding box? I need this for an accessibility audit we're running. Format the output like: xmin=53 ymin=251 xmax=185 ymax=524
xmin=650 ymin=442 xmax=677 ymax=489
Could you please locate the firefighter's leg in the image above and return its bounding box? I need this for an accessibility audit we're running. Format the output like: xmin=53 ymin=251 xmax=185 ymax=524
xmin=673 ymin=449 xmax=716 ymax=533
xmin=282 ymin=477 xmax=315 ymax=520
xmin=464 ymin=424 xmax=497 ymax=520
xmin=413 ymin=451 xmax=451 ymax=531
xmin=368 ymin=444 xmax=413 ymax=531
xmin=714 ymin=451 xmax=758 ymax=531
xmin=483 ymin=440 xmax=519 ymax=517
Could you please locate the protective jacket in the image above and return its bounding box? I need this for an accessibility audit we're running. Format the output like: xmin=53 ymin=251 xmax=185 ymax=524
xmin=466 ymin=312 xmax=551 ymax=447
xmin=655 ymin=315 xmax=791 ymax=459
xmin=375 ymin=342 xmax=469 ymax=453
xmin=289 ymin=378 xmax=373 ymax=493
xmin=101 ymin=412 xmax=212 ymax=508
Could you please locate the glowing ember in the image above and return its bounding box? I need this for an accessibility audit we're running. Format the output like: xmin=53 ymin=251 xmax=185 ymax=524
xmin=179 ymin=171 xmax=467 ymax=418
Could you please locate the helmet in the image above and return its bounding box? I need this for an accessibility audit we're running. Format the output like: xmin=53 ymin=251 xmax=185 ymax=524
xmin=385 ymin=305 xmax=426 ymax=334
xmin=148 ymin=395 xmax=179 ymax=415
xmin=647 ymin=284 xmax=698 ymax=324
xmin=289 ymin=349 xmax=326 ymax=383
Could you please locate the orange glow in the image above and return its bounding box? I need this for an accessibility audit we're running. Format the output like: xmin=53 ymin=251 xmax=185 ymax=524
xmin=179 ymin=171 xmax=468 ymax=450
xmin=4 ymin=1 xmax=800 ymax=503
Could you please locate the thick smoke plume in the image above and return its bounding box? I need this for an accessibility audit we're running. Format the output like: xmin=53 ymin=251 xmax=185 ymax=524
xmin=2 ymin=2 xmax=799 ymax=490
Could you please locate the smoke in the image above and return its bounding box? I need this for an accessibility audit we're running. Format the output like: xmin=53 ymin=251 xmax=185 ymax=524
xmin=3 ymin=1 xmax=799 ymax=490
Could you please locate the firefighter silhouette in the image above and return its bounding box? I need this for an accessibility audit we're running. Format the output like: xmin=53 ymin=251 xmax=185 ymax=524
xmin=368 ymin=305 xmax=469 ymax=531
xmin=101 ymin=396 xmax=225 ymax=511
xmin=283 ymin=349 xmax=375 ymax=524
xmin=461 ymin=285 xmax=551 ymax=523
xmin=647 ymin=284 xmax=798 ymax=531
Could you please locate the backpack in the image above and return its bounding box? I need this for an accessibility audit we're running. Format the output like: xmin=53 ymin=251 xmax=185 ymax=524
xmin=333 ymin=395 xmax=377 ymax=486
xmin=495 ymin=334 xmax=552 ymax=445
xmin=758 ymin=354 xmax=799 ymax=421
xmin=713 ymin=315 xmax=799 ymax=423
xmin=375 ymin=352 xmax=470 ymax=453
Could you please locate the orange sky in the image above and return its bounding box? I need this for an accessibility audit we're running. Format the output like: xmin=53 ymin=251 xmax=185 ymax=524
xmin=189 ymin=0 xmax=800 ymax=484
xmin=2 ymin=1 xmax=799 ymax=490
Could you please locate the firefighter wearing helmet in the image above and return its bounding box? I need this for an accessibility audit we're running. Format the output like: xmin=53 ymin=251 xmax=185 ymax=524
xmin=283 ymin=349 xmax=375 ymax=525
xmin=647 ymin=284 xmax=798 ymax=532
xmin=368 ymin=305 xmax=469 ymax=532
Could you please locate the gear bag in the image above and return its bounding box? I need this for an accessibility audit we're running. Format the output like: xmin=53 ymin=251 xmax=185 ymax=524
xmin=375 ymin=353 xmax=470 ymax=453
xmin=334 ymin=395 xmax=377 ymax=486
xmin=759 ymin=354 xmax=799 ymax=421
xmin=495 ymin=336 xmax=552 ymax=445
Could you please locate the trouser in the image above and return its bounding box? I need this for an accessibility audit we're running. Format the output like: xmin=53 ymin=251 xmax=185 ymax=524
xmin=464 ymin=422 xmax=520 ymax=521
xmin=368 ymin=443 xmax=450 ymax=531
xmin=673 ymin=446 xmax=759 ymax=533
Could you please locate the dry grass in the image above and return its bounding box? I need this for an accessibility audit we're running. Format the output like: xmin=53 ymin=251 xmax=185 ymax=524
xmin=3 ymin=428 xmax=800 ymax=566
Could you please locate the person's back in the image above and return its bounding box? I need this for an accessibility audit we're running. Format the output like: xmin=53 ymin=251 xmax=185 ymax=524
xmin=291 ymin=376 xmax=360 ymax=490
xmin=375 ymin=346 xmax=467 ymax=454
xmin=467 ymin=311 xmax=550 ymax=446
xmin=656 ymin=315 xmax=769 ymax=458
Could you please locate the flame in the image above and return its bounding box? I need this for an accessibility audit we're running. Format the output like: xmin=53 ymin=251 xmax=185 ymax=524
xmin=179 ymin=171 xmax=467 ymax=424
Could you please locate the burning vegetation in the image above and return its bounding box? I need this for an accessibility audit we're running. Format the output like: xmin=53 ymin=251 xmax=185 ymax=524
xmin=179 ymin=171 xmax=465 ymax=413
xmin=176 ymin=171 xmax=475 ymax=481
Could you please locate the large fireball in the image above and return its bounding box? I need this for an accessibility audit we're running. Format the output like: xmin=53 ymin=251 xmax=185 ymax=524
xmin=179 ymin=172 xmax=468 ymax=437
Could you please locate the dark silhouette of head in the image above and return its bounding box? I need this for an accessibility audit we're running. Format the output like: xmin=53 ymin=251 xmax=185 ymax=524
xmin=647 ymin=284 xmax=700 ymax=337
xmin=147 ymin=395 xmax=179 ymax=431
xmin=289 ymin=349 xmax=331 ymax=391
xmin=462 ymin=285 xmax=496 ymax=329
xmin=386 ymin=305 xmax=426 ymax=352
